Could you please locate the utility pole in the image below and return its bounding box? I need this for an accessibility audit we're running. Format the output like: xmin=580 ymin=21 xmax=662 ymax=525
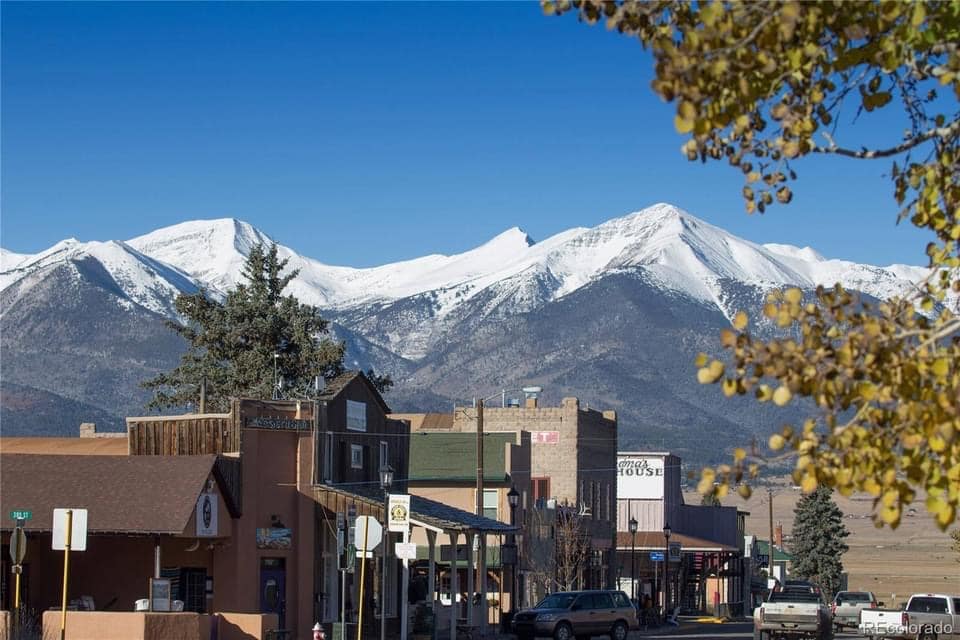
xmin=476 ymin=398 xmax=484 ymax=518
xmin=199 ymin=377 xmax=206 ymax=414
xmin=768 ymin=487 xmax=775 ymax=558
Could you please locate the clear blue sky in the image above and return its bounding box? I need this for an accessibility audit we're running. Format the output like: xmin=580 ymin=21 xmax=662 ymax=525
xmin=2 ymin=1 xmax=922 ymax=267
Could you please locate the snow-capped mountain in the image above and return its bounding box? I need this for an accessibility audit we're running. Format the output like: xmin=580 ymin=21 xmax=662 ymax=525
xmin=0 ymin=203 xmax=938 ymax=453
xmin=113 ymin=203 xmax=929 ymax=322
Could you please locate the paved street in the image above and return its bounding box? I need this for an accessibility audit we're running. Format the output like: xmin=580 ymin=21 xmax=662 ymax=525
xmin=623 ymin=621 xmax=863 ymax=638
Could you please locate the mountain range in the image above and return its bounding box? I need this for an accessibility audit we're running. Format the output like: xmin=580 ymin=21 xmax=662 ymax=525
xmin=0 ymin=203 xmax=932 ymax=466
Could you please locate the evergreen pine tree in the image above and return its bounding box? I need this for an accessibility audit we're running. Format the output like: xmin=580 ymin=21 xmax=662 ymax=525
xmin=790 ymin=486 xmax=849 ymax=598
xmin=143 ymin=243 xmax=357 ymax=411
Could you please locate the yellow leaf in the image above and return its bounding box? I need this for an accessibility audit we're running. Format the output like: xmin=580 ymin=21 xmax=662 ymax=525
xmin=734 ymin=448 xmax=746 ymax=462
xmin=931 ymin=358 xmax=949 ymax=377
xmin=769 ymin=434 xmax=786 ymax=450
xmin=733 ymin=310 xmax=749 ymax=330
xmin=773 ymin=385 xmax=793 ymax=406
xmin=738 ymin=484 xmax=753 ymax=499
xmin=801 ymin=473 xmax=818 ymax=493
xmin=695 ymin=352 xmax=709 ymax=367
xmin=784 ymin=288 xmax=802 ymax=304
xmin=675 ymin=114 xmax=694 ymax=134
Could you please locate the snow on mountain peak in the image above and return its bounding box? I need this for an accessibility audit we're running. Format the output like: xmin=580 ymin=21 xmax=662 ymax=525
xmin=764 ymin=243 xmax=826 ymax=262
xmin=127 ymin=218 xmax=275 ymax=291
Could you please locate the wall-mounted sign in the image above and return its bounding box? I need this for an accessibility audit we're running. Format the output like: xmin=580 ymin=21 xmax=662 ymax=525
xmin=617 ymin=455 xmax=665 ymax=499
xmin=196 ymin=493 xmax=218 ymax=537
xmin=531 ymin=431 xmax=559 ymax=444
xmin=242 ymin=416 xmax=312 ymax=431
xmin=388 ymin=494 xmax=411 ymax=532
xmin=256 ymin=528 xmax=292 ymax=549
xmin=394 ymin=542 xmax=417 ymax=560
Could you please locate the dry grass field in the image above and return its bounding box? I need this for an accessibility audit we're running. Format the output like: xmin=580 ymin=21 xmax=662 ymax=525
xmin=686 ymin=480 xmax=960 ymax=604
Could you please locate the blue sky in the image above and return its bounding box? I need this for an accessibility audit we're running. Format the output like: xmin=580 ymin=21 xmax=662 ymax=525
xmin=2 ymin=1 xmax=922 ymax=267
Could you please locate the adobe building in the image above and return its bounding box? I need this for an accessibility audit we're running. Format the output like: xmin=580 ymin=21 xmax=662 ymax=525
xmin=616 ymin=451 xmax=747 ymax=616
xmin=1 ymin=372 xmax=512 ymax=639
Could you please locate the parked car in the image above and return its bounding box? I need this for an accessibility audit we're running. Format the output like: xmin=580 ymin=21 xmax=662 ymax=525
xmin=511 ymin=590 xmax=638 ymax=640
xmin=830 ymin=591 xmax=878 ymax=632
xmin=753 ymin=588 xmax=833 ymax=640
xmin=859 ymin=593 xmax=960 ymax=639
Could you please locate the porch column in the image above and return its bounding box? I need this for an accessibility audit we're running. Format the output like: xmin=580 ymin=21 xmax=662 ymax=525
xmin=449 ymin=530 xmax=460 ymax=640
xmin=466 ymin=533 xmax=475 ymax=626
xmin=478 ymin=533 xmax=488 ymax=634
xmin=427 ymin=530 xmax=437 ymax=620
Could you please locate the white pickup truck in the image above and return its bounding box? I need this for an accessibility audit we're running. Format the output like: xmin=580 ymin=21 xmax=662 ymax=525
xmin=754 ymin=589 xmax=833 ymax=640
xmin=859 ymin=593 xmax=960 ymax=639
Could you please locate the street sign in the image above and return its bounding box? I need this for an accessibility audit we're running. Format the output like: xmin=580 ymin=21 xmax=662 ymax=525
xmin=756 ymin=554 xmax=769 ymax=567
xmin=9 ymin=510 xmax=32 ymax=521
xmin=9 ymin=527 xmax=26 ymax=564
xmin=649 ymin=551 xmax=664 ymax=561
xmin=52 ymin=508 xmax=88 ymax=551
xmin=387 ymin=494 xmax=410 ymax=533
xmin=394 ymin=542 xmax=417 ymax=560
xmin=354 ymin=515 xmax=382 ymax=555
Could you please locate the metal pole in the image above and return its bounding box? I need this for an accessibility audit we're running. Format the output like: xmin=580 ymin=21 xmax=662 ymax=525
xmin=341 ymin=569 xmax=347 ymax=630
xmin=400 ymin=529 xmax=410 ymax=640
xmin=768 ymin=488 xmax=775 ymax=555
xmin=60 ymin=509 xmax=73 ymax=640
xmin=356 ymin=520 xmax=370 ymax=640
xmin=631 ymin=531 xmax=636 ymax=602
xmin=663 ymin=533 xmax=670 ymax=618
xmin=476 ymin=399 xmax=484 ymax=519
xmin=381 ymin=492 xmax=389 ymax=640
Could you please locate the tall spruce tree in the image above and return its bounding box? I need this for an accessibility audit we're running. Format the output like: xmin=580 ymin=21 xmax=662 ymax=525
xmin=790 ymin=486 xmax=849 ymax=598
xmin=143 ymin=243 xmax=348 ymax=411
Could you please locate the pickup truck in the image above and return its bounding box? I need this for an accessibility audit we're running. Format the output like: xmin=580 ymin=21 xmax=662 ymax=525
xmin=830 ymin=590 xmax=878 ymax=631
xmin=859 ymin=593 xmax=960 ymax=639
xmin=754 ymin=589 xmax=833 ymax=640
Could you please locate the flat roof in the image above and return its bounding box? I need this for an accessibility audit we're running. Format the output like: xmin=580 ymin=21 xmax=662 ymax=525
xmin=0 ymin=437 xmax=128 ymax=455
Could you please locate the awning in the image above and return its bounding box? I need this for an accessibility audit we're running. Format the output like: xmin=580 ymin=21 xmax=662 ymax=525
xmin=616 ymin=531 xmax=738 ymax=553
xmin=312 ymin=483 xmax=517 ymax=533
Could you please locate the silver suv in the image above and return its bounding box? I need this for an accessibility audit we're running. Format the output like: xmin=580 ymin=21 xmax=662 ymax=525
xmin=511 ymin=590 xmax=638 ymax=640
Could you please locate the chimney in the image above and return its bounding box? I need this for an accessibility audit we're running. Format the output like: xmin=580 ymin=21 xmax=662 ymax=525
xmin=79 ymin=423 xmax=96 ymax=438
xmin=525 ymin=397 xmax=538 ymax=408
xmin=775 ymin=522 xmax=784 ymax=549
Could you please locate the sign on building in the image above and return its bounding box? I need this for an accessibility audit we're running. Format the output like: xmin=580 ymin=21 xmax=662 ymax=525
xmin=617 ymin=455 xmax=665 ymax=499
xmin=196 ymin=493 xmax=218 ymax=537
xmin=531 ymin=431 xmax=559 ymax=444
xmin=388 ymin=494 xmax=411 ymax=532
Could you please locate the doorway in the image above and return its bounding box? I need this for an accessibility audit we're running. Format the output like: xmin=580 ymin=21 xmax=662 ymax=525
xmin=260 ymin=558 xmax=287 ymax=629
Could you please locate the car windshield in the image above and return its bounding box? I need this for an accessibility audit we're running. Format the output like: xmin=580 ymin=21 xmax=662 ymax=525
xmin=536 ymin=594 xmax=577 ymax=610
xmin=837 ymin=593 xmax=871 ymax=603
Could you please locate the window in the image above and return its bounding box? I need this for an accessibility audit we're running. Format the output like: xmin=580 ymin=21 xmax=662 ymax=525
xmin=350 ymin=444 xmax=363 ymax=469
xmin=592 ymin=593 xmax=614 ymax=609
xmin=483 ymin=489 xmax=498 ymax=521
xmin=379 ymin=441 xmax=388 ymax=471
xmin=346 ymin=400 xmax=366 ymax=432
xmin=532 ymin=478 xmax=550 ymax=506
xmin=323 ymin=433 xmax=333 ymax=483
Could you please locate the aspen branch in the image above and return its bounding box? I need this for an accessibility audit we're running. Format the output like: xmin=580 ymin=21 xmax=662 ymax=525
xmin=813 ymin=119 xmax=960 ymax=159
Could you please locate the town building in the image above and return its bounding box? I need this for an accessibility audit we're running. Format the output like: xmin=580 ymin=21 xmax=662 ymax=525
xmin=1 ymin=372 xmax=513 ymax=640
xmin=616 ymin=451 xmax=748 ymax=616
xmin=395 ymin=393 xmax=619 ymax=604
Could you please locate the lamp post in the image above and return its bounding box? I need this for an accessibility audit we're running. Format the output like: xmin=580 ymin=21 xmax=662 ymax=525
xmin=380 ymin=464 xmax=394 ymax=640
xmin=663 ymin=522 xmax=672 ymax=616
xmin=628 ymin=516 xmax=638 ymax=603
xmin=507 ymin=486 xmax=520 ymax=616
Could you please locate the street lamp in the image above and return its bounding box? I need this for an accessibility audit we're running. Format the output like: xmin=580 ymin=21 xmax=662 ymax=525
xmin=628 ymin=516 xmax=638 ymax=603
xmin=380 ymin=464 xmax=394 ymax=640
xmin=663 ymin=522 xmax=672 ymax=615
xmin=507 ymin=486 xmax=520 ymax=615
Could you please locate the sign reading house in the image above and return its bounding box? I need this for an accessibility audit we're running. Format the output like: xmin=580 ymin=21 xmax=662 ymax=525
xmin=617 ymin=455 xmax=665 ymax=499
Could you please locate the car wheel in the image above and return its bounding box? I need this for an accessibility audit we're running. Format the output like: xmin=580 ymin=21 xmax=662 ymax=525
xmin=553 ymin=622 xmax=574 ymax=640
xmin=752 ymin=630 xmax=767 ymax=640
xmin=610 ymin=620 xmax=628 ymax=640
xmin=917 ymin=630 xmax=937 ymax=640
